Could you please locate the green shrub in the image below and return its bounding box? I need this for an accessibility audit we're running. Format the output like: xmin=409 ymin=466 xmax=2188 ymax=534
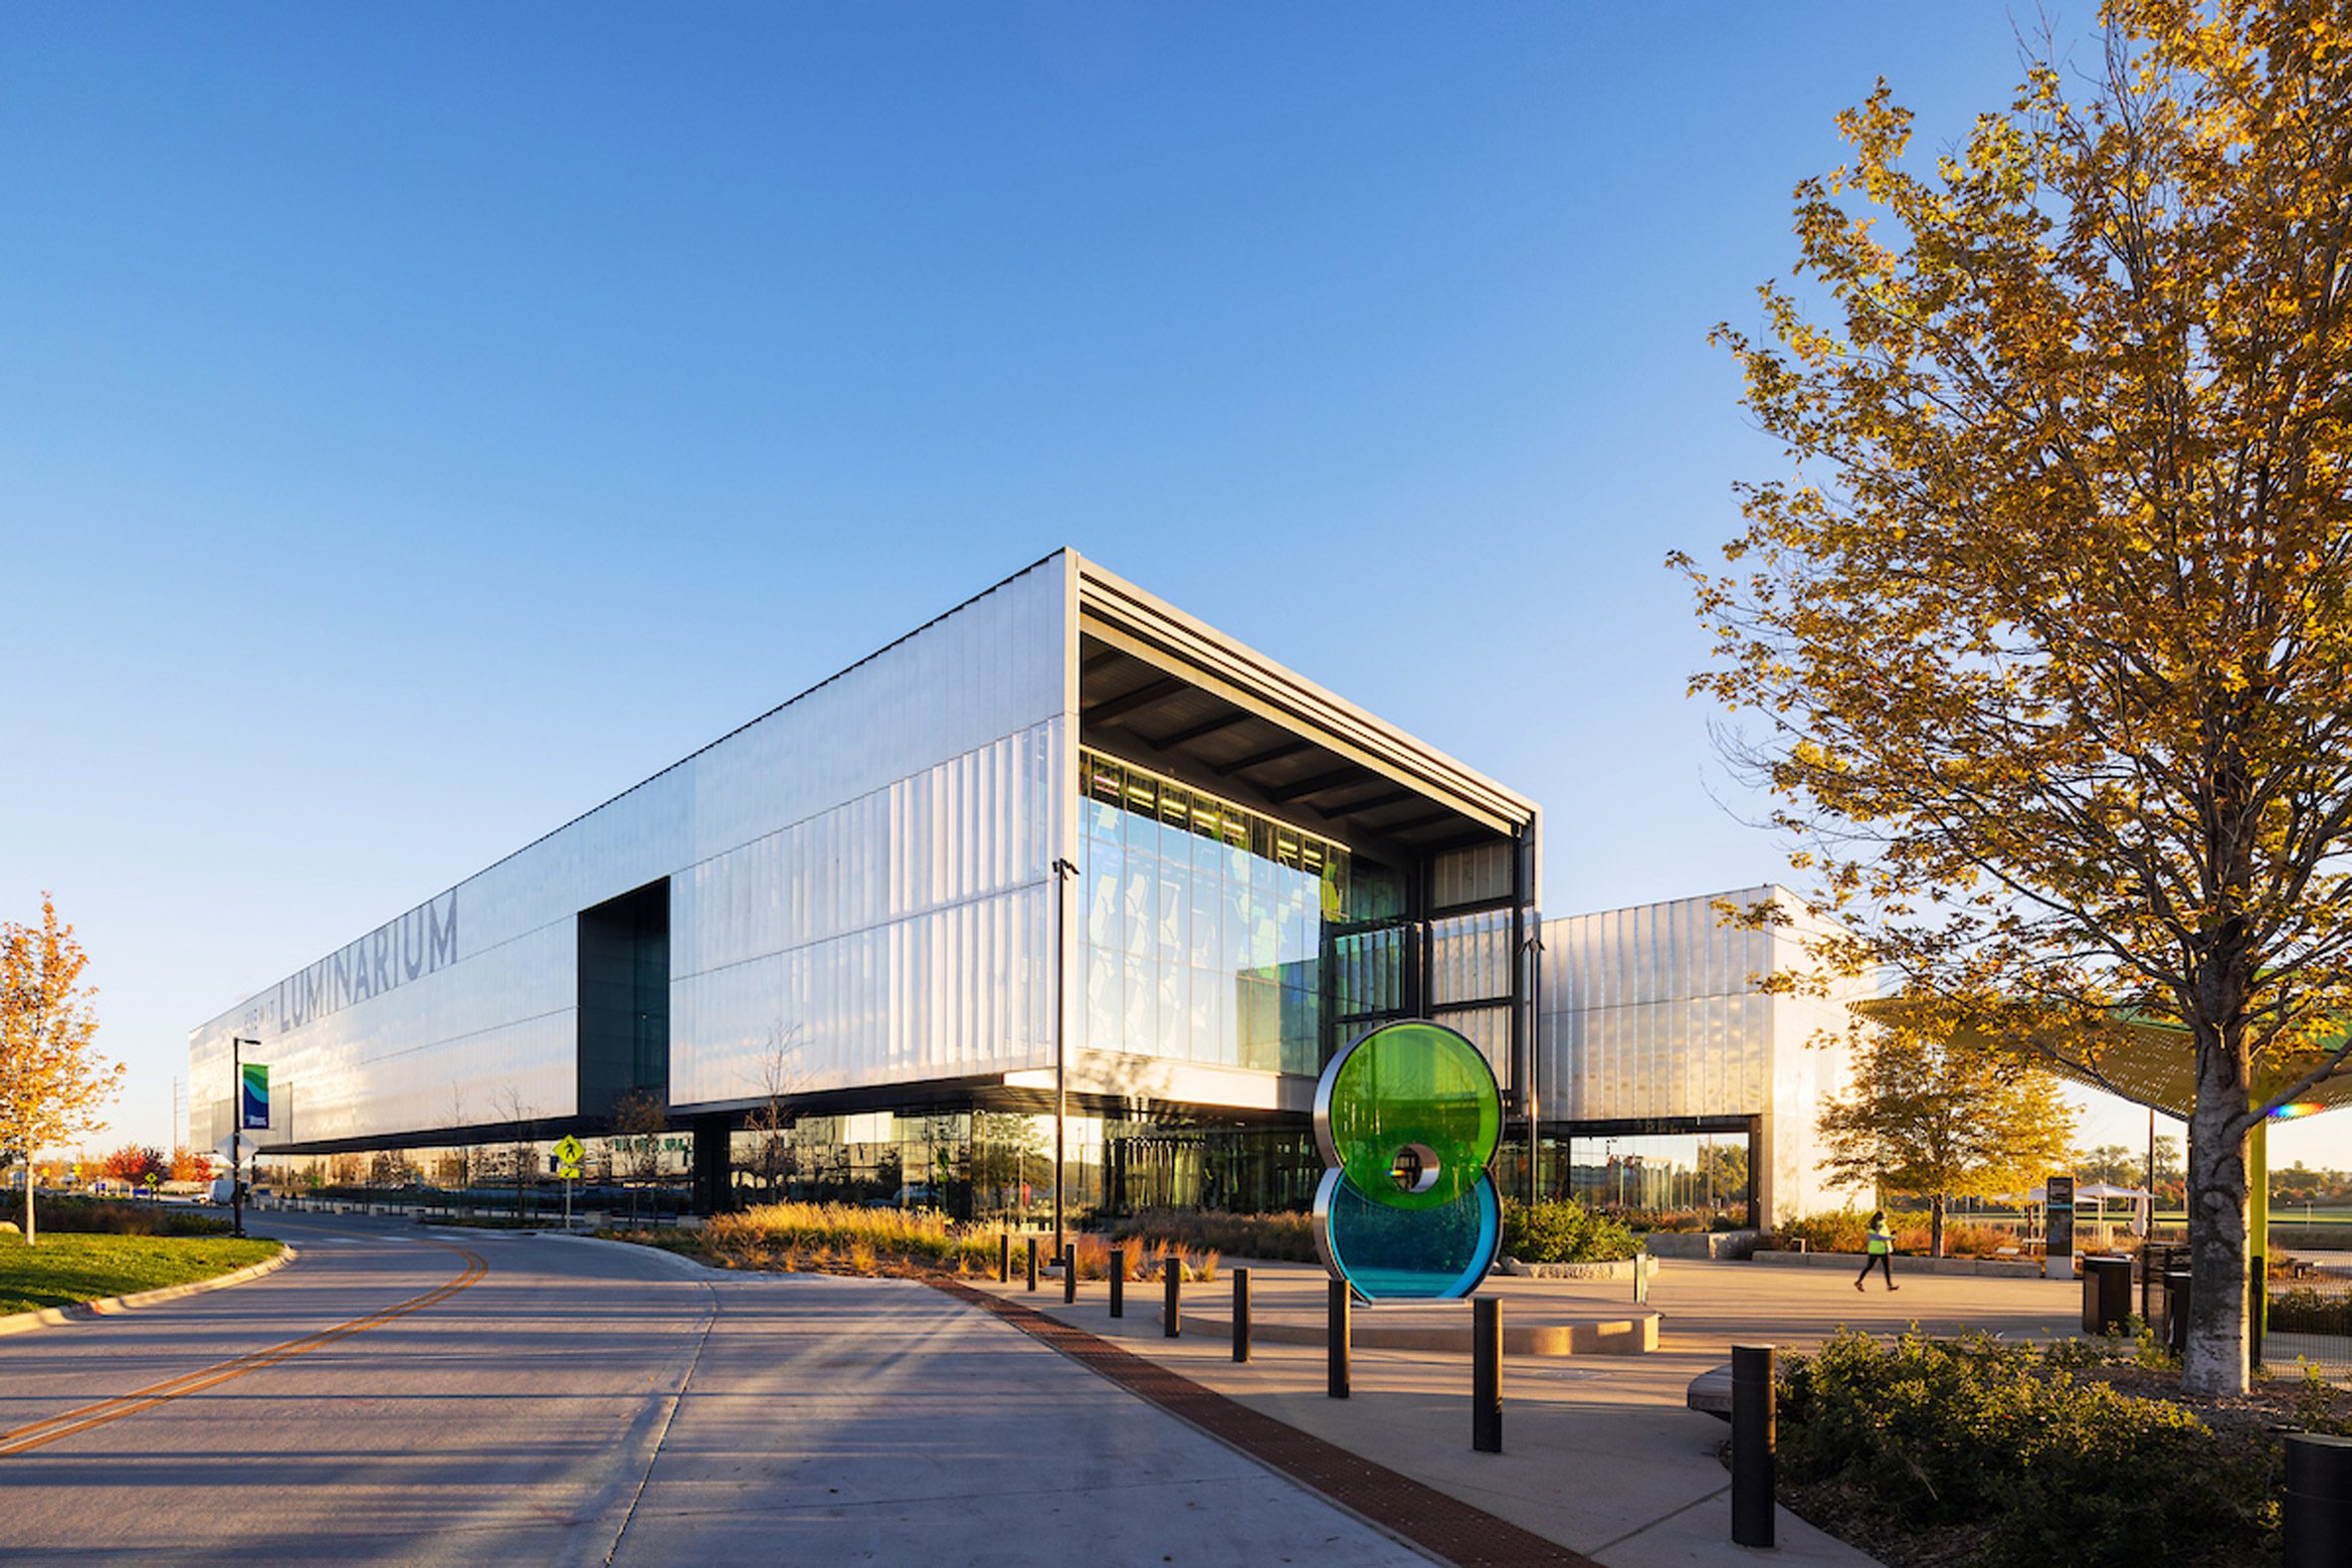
xmin=1498 ymin=1198 xmax=1640 ymax=1264
xmin=30 ymin=1197 xmax=231 ymax=1238
xmin=2270 ymin=1285 xmax=2352 ymax=1336
xmin=1778 ymin=1329 xmax=2273 ymax=1566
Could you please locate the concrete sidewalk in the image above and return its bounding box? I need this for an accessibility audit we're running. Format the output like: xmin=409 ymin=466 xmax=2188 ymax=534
xmin=966 ymin=1258 xmax=1898 ymax=1568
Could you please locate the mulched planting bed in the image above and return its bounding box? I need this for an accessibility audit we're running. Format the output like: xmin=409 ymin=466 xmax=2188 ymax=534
xmin=1772 ymin=1334 xmax=2352 ymax=1568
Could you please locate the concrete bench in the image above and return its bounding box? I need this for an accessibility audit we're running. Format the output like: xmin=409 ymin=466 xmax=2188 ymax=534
xmin=1686 ymin=1363 xmax=1732 ymax=1423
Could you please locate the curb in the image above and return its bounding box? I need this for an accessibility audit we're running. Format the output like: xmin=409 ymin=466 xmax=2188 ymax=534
xmin=0 ymin=1242 xmax=297 ymax=1339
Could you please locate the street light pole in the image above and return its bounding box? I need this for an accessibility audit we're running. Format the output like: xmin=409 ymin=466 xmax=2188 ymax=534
xmin=1051 ymin=856 xmax=1078 ymax=1260
xmin=230 ymin=1036 xmax=261 ymax=1240
xmin=1521 ymin=929 xmax=1544 ymax=1207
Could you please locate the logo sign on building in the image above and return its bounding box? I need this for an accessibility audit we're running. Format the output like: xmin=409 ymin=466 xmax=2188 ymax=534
xmin=241 ymin=1064 xmax=271 ymax=1131
xmin=1310 ymin=1019 xmax=1503 ymax=1303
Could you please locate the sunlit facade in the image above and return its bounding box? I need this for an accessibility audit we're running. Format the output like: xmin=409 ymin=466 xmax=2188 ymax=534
xmin=190 ymin=550 xmax=1541 ymax=1220
xmin=1535 ymin=886 xmax=1869 ymax=1227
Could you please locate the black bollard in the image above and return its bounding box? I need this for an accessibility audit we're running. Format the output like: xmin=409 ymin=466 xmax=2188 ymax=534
xmin=1065 ymin=1246 xmax=1078 ymax=1304
xmin=1327 ymin=1279 xmax=1351 ymax=1399
xmin=1233 ymin=1268 xmax=1252 ymax=1363
xmin=1471 ymin=1296 xmax=1501 ymax=1453
xmin=2284 ymin=1432 xmax=2352 ymax=1568
xmin=1730 ymin=1344 xmax=1776 ymax=1549
xmin=1109 ymin=1249 xmax=1126 ymax=1318
xmin=1163 ymin=1258 xmax=1182 ymax=1337
xmin=1026 ymin=1237 xmax=1039 ymax=1292
xmin=999 ymin=1232 xmax=1011 ymax=1283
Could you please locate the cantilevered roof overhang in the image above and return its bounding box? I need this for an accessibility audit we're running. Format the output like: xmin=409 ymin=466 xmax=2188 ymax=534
xmin=1072 ymin=556 xmax=1537 ymax=866
xmin=1857 ymin=997 xmax=2352 ymax=1122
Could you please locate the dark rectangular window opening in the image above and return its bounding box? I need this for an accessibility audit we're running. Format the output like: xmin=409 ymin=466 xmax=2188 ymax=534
xmin=578 ymin=880 xmax=671 ymax=1120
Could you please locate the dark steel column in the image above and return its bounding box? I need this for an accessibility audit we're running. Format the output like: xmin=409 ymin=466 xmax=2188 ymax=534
xmin=1064 ymin=1246 xmax=1078 ymax=1303
xmin=2285 ymin=1432 xmax=2352 ymax=1568
xmin=1163 ymin=1258 xmax=1181 ymax=1337
xmin=1327 ymin=1280 xmax=1351 ymax=1398
xmin=1233 ymin=1268 xmax=1252 ymax=1362
xmin=1471 ymin=1296 xmax=1501 ymax=1452
xmin=1731 ymin=1344 xmax=1776 ymax=1548
xmin=1026 ymin=1236 xmax=1039 ymax=1291
xmin=1109 ymin=1249 xmax=1125 ymax=1317
xmin=998 ymin=1232 xmax=1011 ymax=1283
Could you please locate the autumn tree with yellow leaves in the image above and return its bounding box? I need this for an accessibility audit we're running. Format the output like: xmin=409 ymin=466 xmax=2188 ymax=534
xmin=0 ymin=895 xmax=119 ymax=1245
xmin=1678 ymin=0 xmax=2352 ymax=1395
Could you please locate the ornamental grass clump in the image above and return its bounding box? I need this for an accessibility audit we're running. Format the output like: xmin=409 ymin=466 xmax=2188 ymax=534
xmin=697 ymin=1202 xmax=999 ymax=1275
xmin=1063 ymin=1232 xmax=1219 ymax=1281
xmin=1110 ymin=1209 xmax=1314 ymax=1263
xmin=1778 ymin=1329 xmax=2272 ymax=1567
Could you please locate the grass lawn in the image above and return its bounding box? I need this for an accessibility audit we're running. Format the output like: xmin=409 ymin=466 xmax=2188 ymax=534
xmin=0 ymin=1234 xmax=284 ymax=1315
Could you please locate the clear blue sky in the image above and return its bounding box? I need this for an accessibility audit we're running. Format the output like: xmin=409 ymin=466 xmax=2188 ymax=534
xmin=8 ymin=3 xmax=2334 ymax=1170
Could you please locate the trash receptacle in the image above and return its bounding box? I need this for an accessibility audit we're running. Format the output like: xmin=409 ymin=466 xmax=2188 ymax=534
xmin=2165 ymin=1269 xmax=2193 ymax=1354
xmin=2083 ymin=1255 xmax=2132 ymax=1333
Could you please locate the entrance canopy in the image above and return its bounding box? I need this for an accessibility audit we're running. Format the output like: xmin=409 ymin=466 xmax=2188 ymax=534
xmin=1855 ymin=998 xmax=2352 ymax=1123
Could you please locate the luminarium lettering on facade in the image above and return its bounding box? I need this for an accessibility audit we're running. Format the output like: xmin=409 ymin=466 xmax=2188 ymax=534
xmin=274 ymin=891 xmax=459 ymax=1029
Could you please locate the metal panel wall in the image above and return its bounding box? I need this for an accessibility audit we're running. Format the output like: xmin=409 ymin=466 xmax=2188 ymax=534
xmin=1537 ymin=884 xmax=1867 ymax=1221
xmin=191 ymin=557 xmax=1069 ymax=1150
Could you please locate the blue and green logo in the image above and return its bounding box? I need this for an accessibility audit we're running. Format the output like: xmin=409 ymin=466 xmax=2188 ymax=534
xmin=1311 ymin=1019 xmax=1502 ymax=1302
xmin=240 ymin=1063 xmax=271 ymax=1131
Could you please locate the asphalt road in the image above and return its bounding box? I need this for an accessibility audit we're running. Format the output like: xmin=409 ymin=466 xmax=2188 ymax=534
xmin=0 ymin=1214 xmax=1424 ymax=1566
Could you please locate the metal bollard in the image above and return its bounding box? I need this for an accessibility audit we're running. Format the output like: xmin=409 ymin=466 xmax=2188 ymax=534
xmin=1634 ymin=1252 xmax=1652 ymax=1306
xmin=1163 ymin=1258 xmax=1182 ymax=1337
xmin=1233 ymin=1268 xmax=1252 ymax=1363
xmin=999 ymin=1232 xmax=1011 ymax=1283
xmin=1026 ymin=1237 xmax=1039 ymax=1292
xmin=2284 ymin=1431 xmax=2352 ymax=1568
xmin=1730 ymin=1344 xmax=1776 ymax=1549
xmin=1327 ymin=1279 xmax=1351 ymax=1398
xmin=1472 ymin=1296 xmax=1501 ymax=1452
xmin=1064 ymin=1246 xmax=1078 ymax=1304
xmin=1109 ymin=1249 xmax=1126 ymax=1318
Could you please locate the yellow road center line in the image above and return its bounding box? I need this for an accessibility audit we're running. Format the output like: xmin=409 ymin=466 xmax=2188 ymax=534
xmin=0 ymin=1240 xmax=488 ymax=1458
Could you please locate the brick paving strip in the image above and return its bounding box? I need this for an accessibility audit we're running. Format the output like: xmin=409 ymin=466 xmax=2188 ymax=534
xmin=929 ymin=1278 xmax=1602 ymax=1568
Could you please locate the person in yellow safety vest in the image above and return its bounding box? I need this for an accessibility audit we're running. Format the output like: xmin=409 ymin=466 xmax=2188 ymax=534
xmin=1856 ymin=1210 xmax=1899 ymax=1292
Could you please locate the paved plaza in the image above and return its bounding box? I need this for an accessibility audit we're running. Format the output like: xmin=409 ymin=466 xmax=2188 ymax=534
xmin=1 ymin=1214 xmax=2108 ymax=1567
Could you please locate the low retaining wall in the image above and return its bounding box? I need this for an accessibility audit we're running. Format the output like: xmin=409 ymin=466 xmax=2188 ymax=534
xmin=1644 ymin=1230 xmax=1760 ymax=1261
xmin=1748 ymin=1249 xmax=2045 ymax=1278
xmin=1498 ymin=1256 xmax=1649 ymax=1280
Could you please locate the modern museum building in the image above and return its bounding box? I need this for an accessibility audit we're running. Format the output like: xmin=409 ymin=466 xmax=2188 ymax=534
xmin=191 ymin=550 xmax=1548 ymax=1221
xmin=194 ymin=549 xmax=1863 ymax=1227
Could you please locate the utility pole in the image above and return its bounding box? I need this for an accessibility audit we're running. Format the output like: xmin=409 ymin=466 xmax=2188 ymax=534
xmin=1051 ymin=856 xmax=1078 ymax=1260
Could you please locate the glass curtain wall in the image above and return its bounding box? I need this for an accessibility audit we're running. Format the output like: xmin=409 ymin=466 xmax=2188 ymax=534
xmin=1078 ymin=749 xmax=1409 ymax=1076
xmin=1567 ymin=1130 xmax=1755 ymax=1229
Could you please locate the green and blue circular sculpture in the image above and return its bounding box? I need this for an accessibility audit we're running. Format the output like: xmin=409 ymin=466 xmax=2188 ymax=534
xmin=1311 ymin=1019 xmax=1502 ymax=1303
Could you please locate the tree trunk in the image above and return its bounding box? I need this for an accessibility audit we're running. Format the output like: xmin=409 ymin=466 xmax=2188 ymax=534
xmin=22 ymin=1165 xmax=33 ymax=1247
xmin=1931 ymin=1193 xmax=1946 ymax=1259
xmin=2182 ymin=1043 xmax=2252 ymax=1396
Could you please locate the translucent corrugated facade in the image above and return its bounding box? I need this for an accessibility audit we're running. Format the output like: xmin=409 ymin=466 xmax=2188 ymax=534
xmin=192 ymin=557 xmax=1070 ymax=1152
xmin=1539 ymin=884 xmax=1865 ymax=1221
xmin=188 ymin=548 xmax=1544 ymax=1214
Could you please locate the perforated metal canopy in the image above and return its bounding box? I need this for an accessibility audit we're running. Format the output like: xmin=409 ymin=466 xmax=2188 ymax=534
xmin=1855 ymin=998 xmax=2352 ymax=1122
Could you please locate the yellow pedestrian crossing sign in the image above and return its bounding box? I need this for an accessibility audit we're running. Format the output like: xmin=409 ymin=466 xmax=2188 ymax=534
xmin=552 ymin=1135 xmax=584 ymax=1180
